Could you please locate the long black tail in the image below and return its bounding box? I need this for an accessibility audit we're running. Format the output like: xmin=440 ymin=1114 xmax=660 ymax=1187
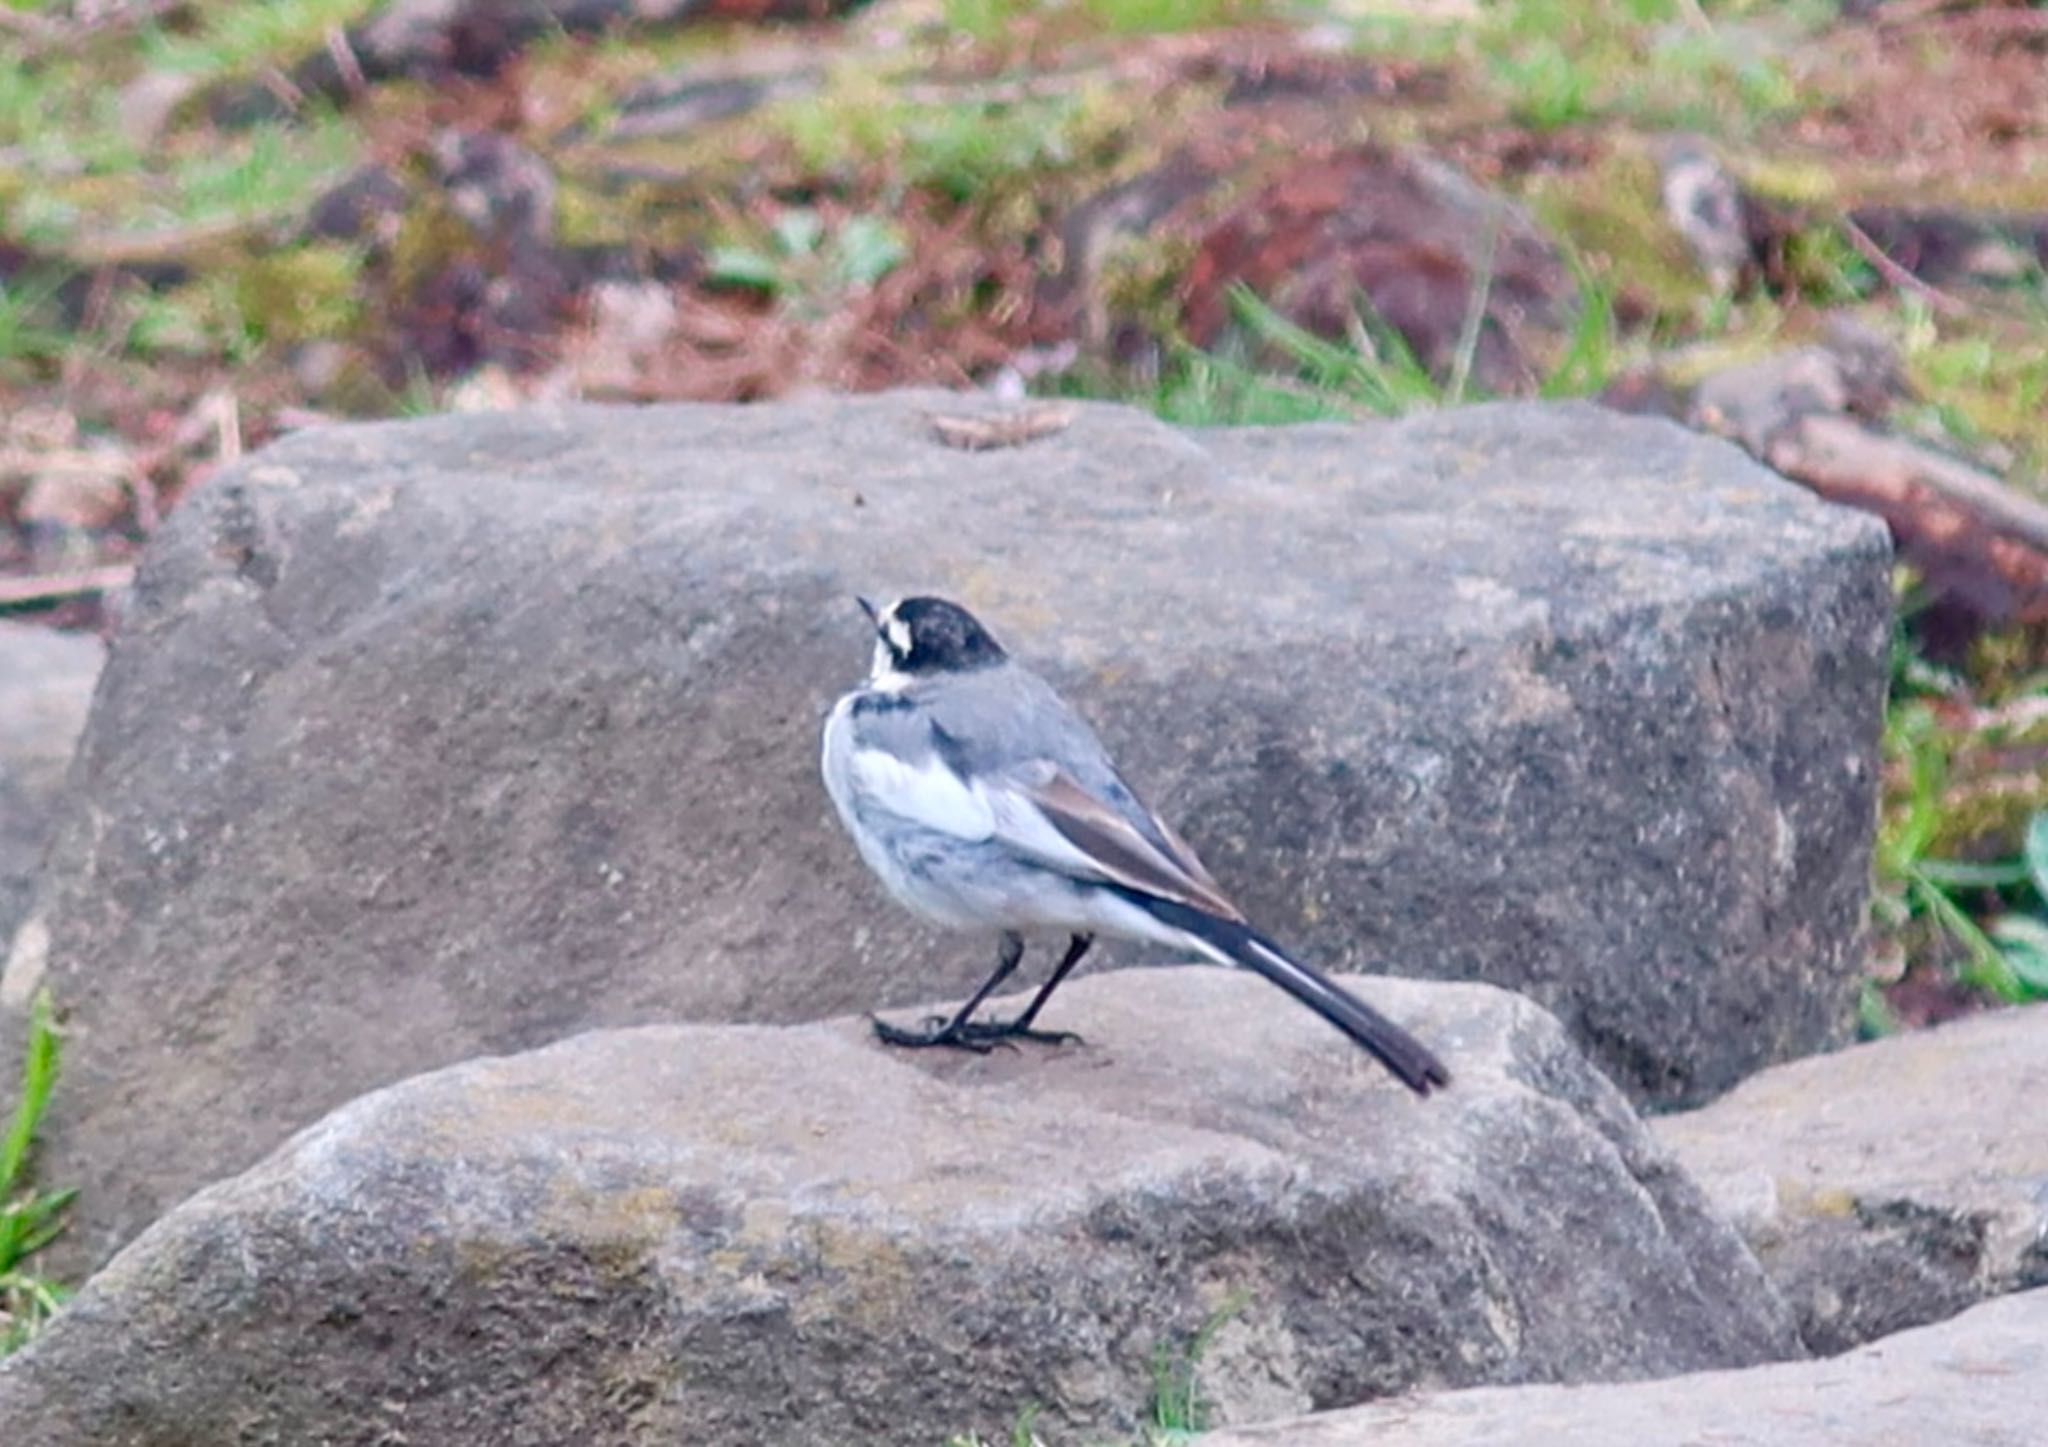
xmin=1129 ymin=894 xmax=1450 ymax=1096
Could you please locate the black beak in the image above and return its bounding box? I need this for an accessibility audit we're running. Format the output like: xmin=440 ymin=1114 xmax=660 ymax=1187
xmin=856 ymin=596 xmax=879 ymax=624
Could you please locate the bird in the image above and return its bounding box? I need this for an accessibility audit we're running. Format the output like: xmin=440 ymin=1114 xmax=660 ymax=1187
xmin=819 ymin=595 xmax=1450 ymax=1096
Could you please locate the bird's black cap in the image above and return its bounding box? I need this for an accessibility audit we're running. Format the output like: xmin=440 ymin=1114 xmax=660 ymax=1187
xmin=873 ymin=596 xmax=1007 ymax=675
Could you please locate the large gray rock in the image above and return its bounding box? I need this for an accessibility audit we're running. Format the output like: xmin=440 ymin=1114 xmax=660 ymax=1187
xmin=1207 ymin=1287 xmax=2048 ymax=1446
xmin=7 ymin=394 xmax=1891 ymax=1271
xmin=1656 ymin=1005 xmax=2048 ymax=1355
xmin=0 ymin=622 xmax=102 ymax=966
xmin=0 ymin=970 xmax=1800 ymax=1445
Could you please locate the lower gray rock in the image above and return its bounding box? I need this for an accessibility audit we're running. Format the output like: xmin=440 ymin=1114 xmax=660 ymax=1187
xmin=0 ymin=970 xmax=1798 ymax=1446
xmin=1655 ymin=1005 xmax=2048 ymax=1355
xmin=1207 ymin=1287 xmax=2048 ymax=1446
xmin=0 ymin=623 xmax=102 ymax=966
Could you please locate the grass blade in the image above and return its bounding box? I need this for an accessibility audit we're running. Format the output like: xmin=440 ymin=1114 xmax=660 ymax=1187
xmin=2025 ymin=811 xmax=2048 ymax=902
xmin=1541 ymin=257 xmax=1617 ymax=399
xmin=1916 ymin=858 xmax=2032 ymax=889
xmin=1446 ymin=203 xmax=1502 ymax=407
xmin=0 ymin=992 xmax=61 ymax=1197
xmin=1910 ymin=873 xmax=2025 ymax=1003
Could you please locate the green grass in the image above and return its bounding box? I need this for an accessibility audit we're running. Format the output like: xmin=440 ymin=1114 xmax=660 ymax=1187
xmin=2 ymin=107 xmax=363 ymax=252
xmin=1101 ymin=260 xmax=1618 ymax=427
xmin=946 ymin=1405 xmax=1047 ymax=1447
xmin=1491 ymin=0 xmax=1810 ymax=135
xmin=140 ymin=0 xmax=385 ymax=81
xmin=1489 ymin=34 xmax=1595 ymax=132
xmin=0 ymin=52 xmax=137 ymax=165
xmin=707 ymin=208 xmax=909 ymax=312
xmin=943 ymin=0 xmax=1287 ymax=42
xmin=947 ymin=1292 xmax=1248 ymax=1445
xmin=1352 ymin=0 xmax=1812 ymax=136
xmin=776 ymin=74 xmax=1098 ymax=203
xmin=1139 ymin=350 xmax=1377 ymax=427
xmin=1 ymin=991 xmax=74 ymax=1355
xmin=1145 ymin=1290 xmax=1248 ymax=1439
xmin=164 ymin=114 xmax=359 ymax=226
xmin=1779 ymin=222 xmax=1881 ymax=306
xmin=1898 ymin=288 xmax=2048 ymax=490
xmin=1078 ymin=0 xmax=1280 ymax=34
xmin=1873 ymin=613 xmax=2048 ymax=1015
xmin=0 ymin=0 xmax=368 ymax=252
xmin=0 ymin=273 xmax=71 ymax=373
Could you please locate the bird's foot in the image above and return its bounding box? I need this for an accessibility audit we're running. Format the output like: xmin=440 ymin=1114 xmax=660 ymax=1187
xmin=869 ymin=1013 xmax=1082 ymax=1053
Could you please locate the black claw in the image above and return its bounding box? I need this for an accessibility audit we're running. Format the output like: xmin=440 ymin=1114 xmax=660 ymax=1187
xmin=870 ymin=1014 xmax=1081 ymax=1053
xmin=981 ymin=1020 xmax=1083 ymax=1049
xmin=869 ymin=1015 xmax=993 ymax=1053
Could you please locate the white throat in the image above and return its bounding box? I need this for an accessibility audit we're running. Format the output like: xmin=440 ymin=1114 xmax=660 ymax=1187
xmin=867 ymin=638 xmax=914 ymax=693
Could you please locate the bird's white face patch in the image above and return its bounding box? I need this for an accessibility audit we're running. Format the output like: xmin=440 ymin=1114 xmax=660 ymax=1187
xmin=865 ymin=601 xmax=916 ymax=689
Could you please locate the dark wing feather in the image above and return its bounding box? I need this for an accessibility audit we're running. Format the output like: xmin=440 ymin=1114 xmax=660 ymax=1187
xmin=1146 ymin=804 xmax=1228 ymax=897
xmin=915 ymin=661 xmax=1240 ymax=917
xmin=1012 ymin=766 xmax=1245 ymax=922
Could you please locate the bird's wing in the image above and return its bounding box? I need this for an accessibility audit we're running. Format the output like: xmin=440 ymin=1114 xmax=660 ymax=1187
xmin=916 ymin=665 xmax=1236 ymax=899
xmin=984 ymin=761 xmax=1246 ymax=923
xmin=845 ymin=665 xmax=1241 ymax=919
xmin=845 ymin=738 xmax=1243 ymax=921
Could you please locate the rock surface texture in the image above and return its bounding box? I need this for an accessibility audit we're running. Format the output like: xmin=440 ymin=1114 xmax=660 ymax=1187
xmin=0 ymin=971 xmax=1800 ymax=1446
xmin=0 ymin=622 xmax=102 ymax=969
xmin=1656 ymin=1005 xmax=2048 ymax=1355
xmin=4 ymin=393 xmax=1892 ymax=1270
xmin=1205 ymin=1287 xmax=2048 ymax=1446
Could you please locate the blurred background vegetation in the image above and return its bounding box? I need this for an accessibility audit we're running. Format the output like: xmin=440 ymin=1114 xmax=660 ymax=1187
xmin=0 ymin=6 xmax=2045 ymax=1296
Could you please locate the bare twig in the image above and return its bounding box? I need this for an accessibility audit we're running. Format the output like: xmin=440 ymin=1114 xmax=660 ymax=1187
xmin=1771 ymin=413 xmax=2048 ymax=557
xmin=1840 ymin=216 xmax=1975 ymax=319
xmin=64 ymin=213 xmax=295 ymax=268
xmin=127 ymin=468 xmax=161 ymax=534
xmin=258 ymin=66 xmax=307 ymax=116
xmin=210 ymin=391 xmax=244 ymax=464
xmin=1674 ymin=0 xmax=1713 ymax=32
xmin=925 ymin=407 xmax=1075 ymax=452
xmin=0 ymin=565 xmax=135 ymax=609
xmin=0 ymin=448 xmax=132 ymax=486
xmin=326 ymin=25 xmax=369 ymax=100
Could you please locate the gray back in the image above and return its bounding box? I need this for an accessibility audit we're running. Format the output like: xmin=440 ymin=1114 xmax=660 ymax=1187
xmin=856 ymin=662 xmax=1176 ymax=858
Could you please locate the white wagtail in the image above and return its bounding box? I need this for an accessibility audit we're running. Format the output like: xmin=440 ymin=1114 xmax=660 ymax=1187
xmin=820 ymin=595 xmax=1449 ymax=1095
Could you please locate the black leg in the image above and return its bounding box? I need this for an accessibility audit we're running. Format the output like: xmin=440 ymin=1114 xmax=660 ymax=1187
xmin=873 ymin=932 xmax=1026 ymax=1053
xmin=871 ymin=931 xmax=1087 ymax=1053
xmin=1006 ymin=933 xmax=1093 ymax=1033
